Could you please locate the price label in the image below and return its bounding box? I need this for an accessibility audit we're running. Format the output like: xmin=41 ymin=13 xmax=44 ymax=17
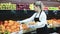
xmin=0 ymin=3 xmax=16 ymax=10
xmin=48 ymin=7 xmax=59 ymax=10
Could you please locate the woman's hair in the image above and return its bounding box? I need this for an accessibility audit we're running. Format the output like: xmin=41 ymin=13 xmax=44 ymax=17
xmin=34 ymin=1 xmax=44 ymax=10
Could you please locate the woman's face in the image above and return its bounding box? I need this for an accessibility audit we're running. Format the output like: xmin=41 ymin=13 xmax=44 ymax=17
xmin=34 ymin=5 xmax=41 ymax=12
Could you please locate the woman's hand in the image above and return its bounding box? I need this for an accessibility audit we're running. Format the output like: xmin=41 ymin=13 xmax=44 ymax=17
xmin=28 ymin=21 xmax=37 ymax=28
xmin=28 ymin=21 xmax=36 ymax=25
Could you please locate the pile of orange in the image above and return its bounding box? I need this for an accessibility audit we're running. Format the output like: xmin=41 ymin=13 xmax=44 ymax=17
xmin=47 ymin=19 xmax=60 ymax=25
xmin=0 ymin=20 xmax=29 ymax=33
xmin=0 ymin=20 xmax=20 ymax=33
xmin=47 ymin=20 xmax=53 ymax=24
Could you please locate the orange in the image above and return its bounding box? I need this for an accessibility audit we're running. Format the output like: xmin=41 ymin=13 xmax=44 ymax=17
xmin=16 ymin=28 xmax=20 ymax=31
xmin=4 ymin=23 xmax=8 ymax=27
xmin=16 ymin=24 xmax=20 ymax=28
xmin=10 ymin=29 xmax=14 ymax=33
xmin=12 ymin=29 xmax=15 ymax=32
xmin=2 ymin=30 xmax=5 ymax=32
xmin=1 ymin=25 xmax=5 ymax=32
xmin=4 ymin=20 xmax=8 ymax=24
xmin=13 ymin=28 xmax=17 ymax=32
xmin=7 ymin=29 xmax=12 ymax=33
xmin=47 ymin=20 xmax=53 ymax=24
xmin=8 ymin=20 xmax=14 ymax=26
xmin=4 ymin=21 xmax=8 ymax=27
xmin=0 ymin=25 xmax=5 ymax=30
xmin=56 ymin=20 xmax=60 ymax=24
xmin=6 ymin=26 xmax=10 ymax=29
xmin=10 ymin=26 xmax=14 ymax=30
xmin=22 ymin=24 xmax=28 ymax=30
xmin=12 ymin=25 xmax=16 ymax=28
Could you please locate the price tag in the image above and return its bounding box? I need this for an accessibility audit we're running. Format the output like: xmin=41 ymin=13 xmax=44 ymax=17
xmin=48 ymin=7 xmax=59 ymax=10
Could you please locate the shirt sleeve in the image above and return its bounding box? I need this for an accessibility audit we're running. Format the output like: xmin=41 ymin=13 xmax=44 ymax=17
xmin=34 ymin=11 xmax=47 ymax=28
xmin=17 ymin=13 xmax=36 ymax=23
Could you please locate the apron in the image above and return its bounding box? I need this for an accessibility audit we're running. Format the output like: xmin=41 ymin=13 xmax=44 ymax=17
xmin=34 ymin=11 xmax=49 ymax=34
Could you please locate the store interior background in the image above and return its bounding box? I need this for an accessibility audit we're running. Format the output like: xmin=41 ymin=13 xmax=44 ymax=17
xmin=0 ymin=0 xmax=60 ymax=34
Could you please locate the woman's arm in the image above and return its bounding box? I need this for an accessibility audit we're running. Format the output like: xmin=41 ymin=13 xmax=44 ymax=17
xmin=17 ymin=13 xmax=36 ymax=23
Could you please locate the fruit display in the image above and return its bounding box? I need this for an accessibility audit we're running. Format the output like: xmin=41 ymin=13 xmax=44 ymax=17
xmin=0 ymin=19 xmax=59 ymax=33
xmin=0 ymin=20 xmax=20 ymax=33
xmin=47 ymin=19 xmax=60 ymax=27
xmin=0 ymin=20 xmax=30 ymax=34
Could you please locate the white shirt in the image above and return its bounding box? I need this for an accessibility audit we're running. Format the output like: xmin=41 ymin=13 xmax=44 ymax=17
xmin=17 ymin=11 xmax=47 ymax=28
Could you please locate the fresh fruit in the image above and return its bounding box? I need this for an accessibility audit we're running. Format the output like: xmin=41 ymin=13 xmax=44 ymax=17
xmin=4 ymin=20 xmax=8 ymax=23
xmin=7 ymin=29 xmax=12 ymax=33
xmin=47 ymin=20 xmax=53 ymax=24
xmin=16 ymin=28 xmax=20 ymax=31
xmin=0 ymin=25 xmax=5 ymax=33
xmin=8 ymin=20 xmax=14 ymax=26
xmin=6 ymin=26 xmax=10 ymax=29
xmin=22 ymin=24 xmax=28 ymax=30
xmin=4 ymin=20 xmax=8 ymax=27
xmin=16 ymin=22 xmax=20 ymax=27
xmin=12 ymin=26 xmax=16 ymax=29
xmin=57 ymin=19 xmax=60 ymax=24
xmin=47 ymin=19 xmax=60 ymax=28
xmin=0 ymin=20 xmax=21 ymax=33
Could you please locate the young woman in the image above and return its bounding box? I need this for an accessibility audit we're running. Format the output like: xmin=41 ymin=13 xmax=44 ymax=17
xmin=18 ymin=1 xmax=49 ymax=34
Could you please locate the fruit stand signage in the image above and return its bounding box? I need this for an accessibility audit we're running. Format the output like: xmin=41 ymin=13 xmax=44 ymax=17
xmin=0 ymin=3 xmax=16 ymax=10
xmin=43 ymin=7 xmax=59 ymax=10
xmin=29 ymin=4 xmax=34 ymax=10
